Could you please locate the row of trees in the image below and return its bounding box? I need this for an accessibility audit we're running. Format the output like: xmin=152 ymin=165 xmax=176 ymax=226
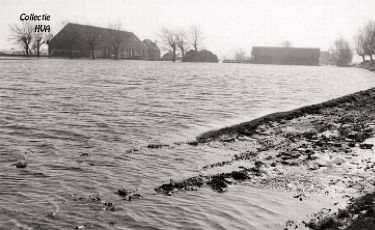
xmin=330 ymin=20 xmax=375 ymax=67
xmin=330 ymin=38 xmax=353 ymax=67
xmin=354 ymin=21 xmax=375 ymax=63
xmin=159 ymin=25 xmax=204 ymax=62
xmin=9 ymin=22 xmax=53 ymax=57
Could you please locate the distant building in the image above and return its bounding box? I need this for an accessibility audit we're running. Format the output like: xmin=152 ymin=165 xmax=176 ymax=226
xmin=49 ymin=23 xmax=160 ymax=60
xmin=143 ymin=39 xmax=160 ymax=60
xmin=251 ymin=46 xmax=320 ymax=66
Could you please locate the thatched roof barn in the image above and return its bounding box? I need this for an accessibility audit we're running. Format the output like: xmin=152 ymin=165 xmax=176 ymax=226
xmin=49 ymin=23 xmax=158 ymax=60
xmin=251 ymin=46 xmax=320 ymax=66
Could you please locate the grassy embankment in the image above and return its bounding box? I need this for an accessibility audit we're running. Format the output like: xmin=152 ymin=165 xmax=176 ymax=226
xmin=155 ymin=83 xmax=375 ymax=229
xmin=357 ymin=61 xmax=375 ymax=73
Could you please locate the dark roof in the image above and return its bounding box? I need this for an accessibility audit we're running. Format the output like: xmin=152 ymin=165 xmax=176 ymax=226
xmin=251 ymin=46 xmax=320 ymax=57
xmin=251 ymin=46 xmax=321 ymax=66
xmin=50 ymin=23 xmax=146 ymax=50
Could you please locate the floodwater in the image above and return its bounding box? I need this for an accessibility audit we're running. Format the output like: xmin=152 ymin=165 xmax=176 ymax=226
xmin=1 ymin=59 xmax=375 ymax=229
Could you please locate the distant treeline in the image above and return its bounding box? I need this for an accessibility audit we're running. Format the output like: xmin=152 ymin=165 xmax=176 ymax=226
xmin=354 ymin=21 xmax=375 ymax=64
xmin=158 ymin=26 xmax=218 ymax=63
xmin=9 ymin=22 xmax=53 ymax=57
xmin=325 ymin=21 xmax=375 ymax=67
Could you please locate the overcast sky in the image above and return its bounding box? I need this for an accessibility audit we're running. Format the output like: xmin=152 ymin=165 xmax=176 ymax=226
xmin=1 ymin=0 xmax=374 ymax=57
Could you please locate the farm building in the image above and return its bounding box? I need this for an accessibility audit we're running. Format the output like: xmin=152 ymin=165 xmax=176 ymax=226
xmin=251 ymin=46 xmax=321 ymax=66
xmin=49 ymin=23 xmax=160 ymax=60
xmin=143 ymin=39 xmax=160 ymax=60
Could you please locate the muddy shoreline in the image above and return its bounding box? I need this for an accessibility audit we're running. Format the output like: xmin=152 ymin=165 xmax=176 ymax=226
xmin=155 ymin=84 xmax=375 ymax=229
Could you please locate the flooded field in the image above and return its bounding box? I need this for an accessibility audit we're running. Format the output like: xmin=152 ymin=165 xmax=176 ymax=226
xmin=1 ymin=59 xmax=375 ymax=229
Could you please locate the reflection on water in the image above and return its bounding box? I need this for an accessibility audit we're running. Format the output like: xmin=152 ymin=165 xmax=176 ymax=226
xmin=1 ymin=59 xmax=374 ymax=229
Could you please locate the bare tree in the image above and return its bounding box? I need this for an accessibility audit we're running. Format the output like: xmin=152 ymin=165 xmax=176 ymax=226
xmin=234 ymin=48 xmax=246 ymax=61
xmin=32 ymin=27 xmax=54 ymax=58
xmin=9 ymin=22 xmax=34 ymax=57
xmin=331 ymin=38 xmax=353 ymax=67
xmin=354 ymin=29 xmax=367 ymax=62
xmin=363 ymin=21 xmax=375 ymax=63
xmin=177 ymin=30 xmax=188 ymax=58
xmin=107 ymin=21 xmax=126 ymax=60
xmin=44 ymin=33 xmax=54 ymax=58
xmin=33 ymin=32 xmax=44 ymax=57
xmin=159 ymin=27 xmax=179 ymax=62
xmin=82 ymin=25 xmax=102 ymax=60
xmin=189 ymin=25 xmax=203 ymax=52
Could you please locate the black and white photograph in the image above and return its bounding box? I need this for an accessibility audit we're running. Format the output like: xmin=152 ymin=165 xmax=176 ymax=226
xmin=1 ymin=0 xmax=375 ymax=229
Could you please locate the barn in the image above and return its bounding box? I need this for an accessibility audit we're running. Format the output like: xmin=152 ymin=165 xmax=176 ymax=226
xmin=49 ymin=23 xmax=160 ymax=60
xmin=251 ymin=46 xmax=321 ymax=66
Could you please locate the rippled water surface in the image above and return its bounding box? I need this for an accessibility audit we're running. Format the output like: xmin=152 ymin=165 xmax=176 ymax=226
xmin=1 ymin=59 xmax=375 ymax=229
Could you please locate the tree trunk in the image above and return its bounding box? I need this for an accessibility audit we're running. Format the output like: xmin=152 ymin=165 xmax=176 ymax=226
xmin=370 ymin=55 xmax=374 ymax=64
xmin=180 ymin=47 xmax=185 ymax=58
xmin=114 ymin=47 xmax=118 ymax=60
xmin=194 ymin=43 xmax=198 ymax=52
xmin=172 ymin=47 xmax=176 ymax=62
xmin=90 ymin=47 xmax=95 ymax=60
xmin=362 ymin=56 xmax=365 ymax=62
xmin=47 ymin=40 xmax=51 ymax=58
xmin=25 ymin=43 xmax=29 ymax=57
xmin=36 ymin=42 xmax=40 ymax=58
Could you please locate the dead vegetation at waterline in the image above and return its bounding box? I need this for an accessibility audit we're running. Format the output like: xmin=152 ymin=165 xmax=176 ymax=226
xmin=154 ymin=87 xmax=375 ymax=194
xmin=154 ymin=166 xmax=264 ymax=195
xmin=303 ymin=192 xmax=375 ymax=230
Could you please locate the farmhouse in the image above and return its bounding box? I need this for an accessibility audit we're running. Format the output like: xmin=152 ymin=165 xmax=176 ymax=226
xmin=251 ymin=46 xmax=321 ymax=66
xmin=49 ymin=23 xmax=160 ymax=60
